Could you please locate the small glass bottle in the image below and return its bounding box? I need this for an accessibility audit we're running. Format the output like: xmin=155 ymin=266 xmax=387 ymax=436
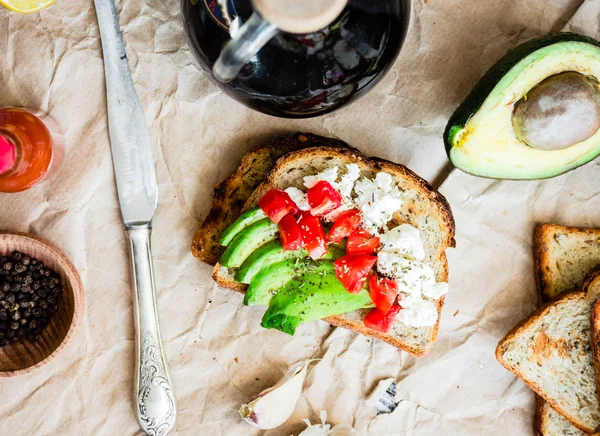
xmin=0 ymin=108 xmax=65 ymax=193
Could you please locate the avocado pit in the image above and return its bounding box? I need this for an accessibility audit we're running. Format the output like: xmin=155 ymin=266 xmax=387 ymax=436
xmin=512 ymin=72 xmax=600 ymax=150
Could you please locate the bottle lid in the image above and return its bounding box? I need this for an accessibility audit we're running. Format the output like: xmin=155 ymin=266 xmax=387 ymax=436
xmin=252 ymin=0 xmax=348 ymax=34
xmin=0 ymin=134 xmax=16 ymax=175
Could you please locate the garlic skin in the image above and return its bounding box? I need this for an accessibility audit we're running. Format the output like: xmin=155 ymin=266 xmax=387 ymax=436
xmin=239 ymin=360 xmax=317 ymax=430
xmin=298 ymin=411 xmax=357 ymax=436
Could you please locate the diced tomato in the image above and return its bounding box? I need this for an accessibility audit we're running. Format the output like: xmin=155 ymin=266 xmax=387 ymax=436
xmin=258 ymin=189 xmax=299 ymax=224
xmin=346 ymin=229 xmax=380 ymax=256
xmin=364 ymin=305 xmax=401 ymax=333
xmin=326 ymin=209 xmax=362 ymax=243
xmin=297 ymin=211 xmax=328 ymax=259
xmin=306 ymin=181 xmax=343 ymax=216
xmin=334 ymin=255 xmax=377 ymax=294
xmin=368 ymin=274 xmax=398 ymax=314
xmin=278 ymin=214 xmax=303 ymax=251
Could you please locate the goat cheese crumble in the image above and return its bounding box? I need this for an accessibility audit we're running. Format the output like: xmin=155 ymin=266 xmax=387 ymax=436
xmin=377 ymin=224 xmax=449 ymax=327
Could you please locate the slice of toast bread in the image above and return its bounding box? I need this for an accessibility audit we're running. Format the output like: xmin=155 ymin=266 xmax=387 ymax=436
xmin=496 ymin=277 xmax=600 ymax=433
xmin=534 ymin=224 xmax=600 ymax=302
xmin=588 ymin=272 xmax=600 ymax=432
xmin=212 ymin=146 xmax=456 ymax=356
xmin=533 ymin=225 xmax=600 ymax=435
xmin=191 ymin=133 xmax=351 ymax=265
xmin=536 ymin=396 xmax=588 ymax=436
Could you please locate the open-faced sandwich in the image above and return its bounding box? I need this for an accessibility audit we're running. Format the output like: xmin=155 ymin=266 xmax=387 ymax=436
xmin=193 ymin=133 xmax=455 ymax=356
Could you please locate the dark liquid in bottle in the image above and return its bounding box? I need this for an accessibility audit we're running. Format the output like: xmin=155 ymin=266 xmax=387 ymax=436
xmin=182 ymin=0 xmax=410 ymax=118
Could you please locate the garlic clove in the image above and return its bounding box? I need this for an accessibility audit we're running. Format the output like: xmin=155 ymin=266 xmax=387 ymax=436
xmin=298 ymin=410 xmax=357 ymax=436
xmin=239 ymin=359 xmax=317 ymax=430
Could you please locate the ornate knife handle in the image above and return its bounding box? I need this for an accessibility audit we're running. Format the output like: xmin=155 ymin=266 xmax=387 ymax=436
xmin=128 ymin=227 xmax=176 ymax=435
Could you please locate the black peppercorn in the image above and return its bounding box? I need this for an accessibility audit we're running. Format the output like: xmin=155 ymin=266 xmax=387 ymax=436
xmin=0 ymin=251 xmax=64 ymax=348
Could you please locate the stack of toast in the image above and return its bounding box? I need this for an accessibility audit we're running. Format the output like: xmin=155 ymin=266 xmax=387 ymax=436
xmin=496 ymin=224 xmax=600 ymax=435
xmin=192 ymin=133 xmax=455 ymax=356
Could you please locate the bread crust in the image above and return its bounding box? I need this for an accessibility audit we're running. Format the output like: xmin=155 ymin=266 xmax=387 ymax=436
xmin=496 ymin=291 xmax=596 ymax=433
xmin=534 ymin=223 xmax=600 ymax=302
xmin=212 ymin=145 xmax=455 ymax=356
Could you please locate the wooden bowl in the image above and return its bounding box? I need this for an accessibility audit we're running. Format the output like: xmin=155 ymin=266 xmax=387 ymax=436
xmin=0 ymin=233 xmax=84 ymax=376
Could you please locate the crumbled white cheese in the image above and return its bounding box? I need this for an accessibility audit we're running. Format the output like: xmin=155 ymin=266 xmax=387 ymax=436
xmin=422 ymin=281 xmax=450 ymax=300
xmin=285 ymin=187 xmax=310 ymax=211
xmin=379 ymin=224 xmax=425 ymax=261
xmin=303 ymin=167 xmax=339 ymax=189
xmin=396 ymin=294 xmax=439 ymax=327
xmin=338 ymin=163 xmax=360 ymax=198
xmin=377 ymin=223 xmax=449 ymax=327
xmin=354 ymin=173 xmax=403 ymax=233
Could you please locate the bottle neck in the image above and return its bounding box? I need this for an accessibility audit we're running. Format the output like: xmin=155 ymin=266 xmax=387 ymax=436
xmin=0 ymin=133 xmax=16 ymax=176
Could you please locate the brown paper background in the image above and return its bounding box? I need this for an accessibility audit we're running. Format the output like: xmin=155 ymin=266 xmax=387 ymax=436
xmin=1 ymin=0 xmax=599 ymax=434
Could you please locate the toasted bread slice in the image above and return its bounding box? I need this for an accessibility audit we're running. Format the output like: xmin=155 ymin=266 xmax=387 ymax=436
xmin=535 ymin=224 xmax=600 ymax=302
xmin=213 ymin=146 xmax=455 ymax=356
xmin=536 ymin=396 xmax=587 ymax=436
xmin=496 ymin=277 xmax=600 ymax=433
xmin=588 ymin=271 xmax=600 ymax=432
xmin=533 ymin=225 xmax=600 ymax=435
xmin=192 ymin=133 xmax=351 ymax=265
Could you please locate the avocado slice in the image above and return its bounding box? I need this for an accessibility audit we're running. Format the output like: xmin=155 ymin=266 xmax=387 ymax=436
xmin=219 ymin=208 xmax=267 ymax=246
xmin=445 ymin=33 xmax=600 ymax=179
xmin=245 ymin=258 xmax=336 ymax=306
xmin=260 ymin=271 xmax=373 ymax=335
xmin=237 ymin=241 xmax=344 ymax=285
xmin=219 ymin=218 xmax=279 ymax=268
xmin=236 ymin=241 xmax=307 ymax=284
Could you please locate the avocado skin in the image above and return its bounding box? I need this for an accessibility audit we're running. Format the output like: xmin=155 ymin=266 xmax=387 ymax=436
xmin=219 ymin=218 xmax=279 ymax=268
xmin=444 ymin=32 xmax=600 ymax=155
xmin=260 ymin=271 xmax=373 ymax=335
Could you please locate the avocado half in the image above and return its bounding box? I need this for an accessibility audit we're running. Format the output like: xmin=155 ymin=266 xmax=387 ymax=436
xmin=445 ymin=33 xmax=600 ymax=180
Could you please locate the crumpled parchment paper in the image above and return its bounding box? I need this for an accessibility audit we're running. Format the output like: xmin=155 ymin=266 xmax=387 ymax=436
xmin=0 ymin=0 xmax=598 ymax=434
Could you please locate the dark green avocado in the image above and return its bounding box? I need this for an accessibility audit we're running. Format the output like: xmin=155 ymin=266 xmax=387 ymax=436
xmin=445 ymin=33 xmax=600 ymax=179
xmin=245 ymin=259 xmax=337 ymax=306
xmin=219 ymin=218 xmax=278 ymax=268
xmin=219 ymin=207 xmax=267 ymax=246
xmin=260 ymin=270 xmax=373 ymax=335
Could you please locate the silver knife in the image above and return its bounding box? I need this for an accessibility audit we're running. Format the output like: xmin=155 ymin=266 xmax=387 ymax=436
xmin=93 ymin=1 xmax=177 ymax=434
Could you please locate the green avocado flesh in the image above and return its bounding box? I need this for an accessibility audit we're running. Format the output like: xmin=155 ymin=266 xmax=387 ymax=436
xmin=260 ymin=271 xmax=373 ymax=335
xmin=445 ymin=32 xmax=600 ymax=180
xmin=219 ymin=218 xmax=279 ymax=268
xmin=236 ymin=241 xmax=344 ymax=285
xmin=219 ymin=208 xmax=267 ymax=246
xmin=245 ymin=259 xmax=337 ymax=306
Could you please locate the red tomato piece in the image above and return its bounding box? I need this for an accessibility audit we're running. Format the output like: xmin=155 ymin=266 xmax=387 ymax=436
xmin=306 ymin=181 xmax=343 ymax=216
xmin=334 ymin=254 xmax=377 ymax=294
xmin=326 ymin=209 xmax=362 ymax=243
xmin=297 ymin=211 xmax=328 ymax=259
xmin=346 ymin=229 xmax=381 ymax=256
xmin=364 ymin=305 xmax=401 ymax=333
xmin=368 ymin=274 xmax=399 ymax=314
xmin=278 ymin=214 xmax=303 ymax=251
xmin=258 ymin=189 xmax=299 ymax=224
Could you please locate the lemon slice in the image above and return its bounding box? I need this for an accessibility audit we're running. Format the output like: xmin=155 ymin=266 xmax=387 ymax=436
xmin=0 ymin=0 xmax=55 ymax=13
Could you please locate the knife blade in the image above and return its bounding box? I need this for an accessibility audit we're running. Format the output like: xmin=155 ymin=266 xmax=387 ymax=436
xmin=94 ymin=1 xmax=177 ymax=434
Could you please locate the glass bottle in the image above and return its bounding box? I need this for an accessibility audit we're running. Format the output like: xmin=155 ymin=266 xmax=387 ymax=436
xmin=0 ymin=108 xmax=64 ymax=193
